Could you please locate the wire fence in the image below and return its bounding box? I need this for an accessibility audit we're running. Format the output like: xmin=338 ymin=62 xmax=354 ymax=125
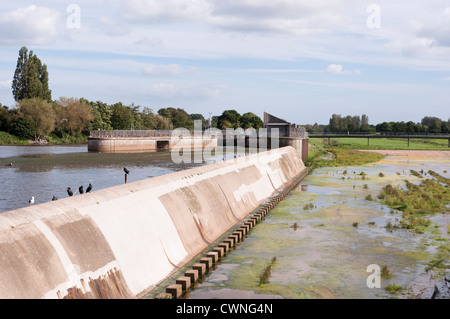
xmin=309 ymin=132 xmax=450 ymax=137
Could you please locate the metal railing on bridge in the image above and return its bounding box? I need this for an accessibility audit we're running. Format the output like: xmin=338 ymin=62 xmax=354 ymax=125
xmin=90 ymin=128 xmax=309 ymax=139
xmin=89 ymin=130 xmax=173 ymax=138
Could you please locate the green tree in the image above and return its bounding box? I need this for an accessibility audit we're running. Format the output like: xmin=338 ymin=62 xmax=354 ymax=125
xmin=158 ymin=107 xmax=194 ymax=129
xmin=111 ymin=103 xmax=135 ymax=130
xmin=190 ymin=113 xmax=205 ymax=121
xmin=12 ymin=46 xmax=52 ymax=102
xmin=17 ymin=98 xmax=55 ymax=140
xmin=0 ymin=105 xmax=8 ymax=131
xmin=155 ymin=114 xmax=170 ymax=129
xmin=442 ymin=119 xmax=450 ymax=133
xmin=218 ymin=110 xmax=241 ymax=129
xmin=240 ymin=112 xmax=264 ymax=129
xmin=406 ymin=121 xmax=416 ymax=133
xmin=53 ymin=97 xmax=94 ymax=138
xmin=360 ymin=114 xmax=370 ymax=132
xmin=85 ymin=99 xmax=113 ymax=130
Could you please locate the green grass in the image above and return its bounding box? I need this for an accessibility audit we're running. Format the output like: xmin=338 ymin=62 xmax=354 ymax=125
xmin=0 ymin=131 xmax=88 ymax=145
xmin=426 ymin=245 xmax=450 ymax=271
xmin=385 ymin=283 xmax=403 ymax=294
xmin=377 ymin=172 xmax=450 ymax=234
xmin=0 ymin=131 xmax=30 ymax=145
xmin=47 ymin=132 xmax=88 ymax=144
xmin=306 ymin=141 xmax=385 ymax=170
xmin=381 ymin=265 xmax=394 ymax=279
xmin=309 ymin=137 xmax=449 ymax=151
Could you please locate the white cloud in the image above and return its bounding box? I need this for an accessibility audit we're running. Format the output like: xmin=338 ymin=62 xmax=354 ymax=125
xmin=325 ymin=64 xmax=343 ymax=74
xmin=383 ymin=6 xmax=450 ymax=60
xmin=325 ymin=64 xmax=361 ymax=75
xmin=119 ymin=0 xmax=355 ymax=35
xmin=0 ymin=5 xmax=60 ymax=45
xmin=141 ymin=64 xmax=198 ymax=76
xmin=416 ymin=7 xmax=450 ymax=47
xmin=120 ymin=0 xmax=212 ymax=23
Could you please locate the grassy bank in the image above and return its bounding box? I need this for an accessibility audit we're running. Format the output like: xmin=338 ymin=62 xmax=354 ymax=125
xmin=0 ymin=131 xmax=30 ymax=145
xmin=0 ymin=131 xmax=88 ymax=146
xmin=306 ymin=139 xmax=386 ymax=170
xmin=309 ymin=137 xmax=449 ymax=151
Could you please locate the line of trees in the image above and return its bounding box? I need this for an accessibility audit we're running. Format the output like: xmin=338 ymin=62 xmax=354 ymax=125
xmin=375 ymin=116 xmax=450 ymax=134
xmin=1 ymin=97 xmax=268 ymax=142
xmin=303 ymin=114 xmax=450 ymax=134
xmin=0 ymin=100 xmax=267 ymax=141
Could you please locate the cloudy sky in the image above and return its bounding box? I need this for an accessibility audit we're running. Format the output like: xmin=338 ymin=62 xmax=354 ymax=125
xmin=0 ymin=1 xmax=449 ymax=125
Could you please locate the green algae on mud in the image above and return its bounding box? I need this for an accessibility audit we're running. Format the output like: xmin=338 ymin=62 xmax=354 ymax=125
xmin=187 ymin=155 xmax=450 ymax=299
xmin=377 ymin=170 xmax=450 ymax=234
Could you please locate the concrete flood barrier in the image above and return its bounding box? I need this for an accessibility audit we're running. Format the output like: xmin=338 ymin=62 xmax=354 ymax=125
xmin=154 ymin=166 xmax=310 ymax=299
xmin=0 ymin=147 xmax=305 ymax=299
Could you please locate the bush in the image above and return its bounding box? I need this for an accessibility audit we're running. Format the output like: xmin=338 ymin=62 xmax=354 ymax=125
xmin=9 ymin=117 xmax=35 ymax=139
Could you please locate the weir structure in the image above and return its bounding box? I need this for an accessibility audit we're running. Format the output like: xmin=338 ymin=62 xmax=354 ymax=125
xmin=87 ymin=113 xmax=309 ymax=162
xmin=0 ymin=146 xmax=307 ymax=299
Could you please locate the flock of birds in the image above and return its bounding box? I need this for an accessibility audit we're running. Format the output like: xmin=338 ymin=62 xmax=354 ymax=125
xmin=28 ymin=167 xmax=130 ymax=205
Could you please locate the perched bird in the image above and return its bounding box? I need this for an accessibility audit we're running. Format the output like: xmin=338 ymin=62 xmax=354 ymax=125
xmin=86 ymin=183 xmax=93 ymax=193
xmin=52 ymin=196 xmax=58 ymax=201
xmin=123 ymin=167 xmax=130 ymax=175
xmin=67 ymin=187 xmax=73 ymax=196
xmin=79 ymin=186 xmax=84 ymax=194
xmin=29 ymin=196 xmax=35 ymax=205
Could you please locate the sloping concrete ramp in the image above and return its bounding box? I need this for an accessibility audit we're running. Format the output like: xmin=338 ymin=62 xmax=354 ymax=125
xmin=0 ymin=147 xmax=305 ymax=299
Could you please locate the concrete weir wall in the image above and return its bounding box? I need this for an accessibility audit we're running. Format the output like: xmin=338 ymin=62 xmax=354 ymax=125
xmin=0 ymin=147 xmax=305 ymax=299
xmin=88 ymin=137 xmax=217 ymax=153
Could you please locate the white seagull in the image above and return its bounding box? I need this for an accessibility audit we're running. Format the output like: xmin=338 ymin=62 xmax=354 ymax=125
xmin=29 ymin=196 xmax=35 ymax=205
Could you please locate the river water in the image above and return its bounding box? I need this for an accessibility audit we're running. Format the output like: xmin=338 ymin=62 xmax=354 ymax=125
xmin=1 ymin=145 xmax=449 ymax=299
xmin=0 ymin=145 xmax=207 ymax=213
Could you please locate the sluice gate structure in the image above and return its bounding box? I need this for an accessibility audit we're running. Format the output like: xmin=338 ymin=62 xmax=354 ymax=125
xmin=0 ymin=147 xmax=308 ymax=299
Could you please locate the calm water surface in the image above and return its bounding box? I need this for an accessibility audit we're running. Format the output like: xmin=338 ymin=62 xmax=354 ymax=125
xmin=0 ymin=145 xmax=213 ymax=212
xmin=0 ymin=145 xmax=249 ymax=213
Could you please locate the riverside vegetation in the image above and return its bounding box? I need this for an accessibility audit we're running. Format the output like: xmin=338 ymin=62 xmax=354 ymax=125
xmin=378 ymin=169 xmax=450 ymax=278
xmin=305 ymin=137 xmax=450 ymax=295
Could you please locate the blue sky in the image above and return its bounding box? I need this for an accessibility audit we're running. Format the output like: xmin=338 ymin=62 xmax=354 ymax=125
xmin=0 ymin=1 xmax=449 ymax=125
